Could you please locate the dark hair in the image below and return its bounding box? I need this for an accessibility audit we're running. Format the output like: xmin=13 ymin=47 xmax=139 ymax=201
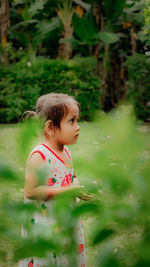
xmin=24 ymin=93 xmax=79 ymax=129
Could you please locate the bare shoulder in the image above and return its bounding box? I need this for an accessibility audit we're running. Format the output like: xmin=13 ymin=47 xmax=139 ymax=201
xmin=28 ymin=152 xmax=45 ymax=169
xmin=25 ymin=152 xmax=46 ymax=198
xmin=25 ymin=152 xmax=45 ymax=182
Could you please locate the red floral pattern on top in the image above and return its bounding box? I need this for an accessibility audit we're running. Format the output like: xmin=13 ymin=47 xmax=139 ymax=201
xmin=46 ymin=178 xmax=56 ymax=186
xmin=78 ymin=244 xmax=84 ymax=254
xmin=28 ymin=259 xmax=33 ymax=267
xmin=61 ymin=174 xmax=73 ymax=187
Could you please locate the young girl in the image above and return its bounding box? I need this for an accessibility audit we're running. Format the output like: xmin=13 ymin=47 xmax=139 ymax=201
xmin=19 ymin=93 xmax=91 ymax=267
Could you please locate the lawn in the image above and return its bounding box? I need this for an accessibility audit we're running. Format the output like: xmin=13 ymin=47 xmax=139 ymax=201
xmin=0 ymin=120 xmax=150 ymax=267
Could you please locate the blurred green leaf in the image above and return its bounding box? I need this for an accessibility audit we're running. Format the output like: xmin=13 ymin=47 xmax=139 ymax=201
xmin=11 ymin=20 xmax=38 ymax=30
xmin=0 ymin=158 xmax=19 ymax=181
xmin=73 ymin=201 xmax=101 ymax=217
xmin=135 ymin=261 xmax=150 ymax=267
xmin=14 ymin=237 xmax=59 ymax=261
xmin=98 ymin=257 xmax=122 ymax=267
xmin=93 ymin=228 xmax=115 ymax=245
xmin=103 ymin=0 xmax=126 ymax=21
xmin=72 ymin=11 xmax=98 ymax=44
xmin=95 ymin=32 xmax=119 ymax=44
xmin=28 ymin=0 xmax=48 ymax=18
xmin=35 ymin=17 xmax=62 ymax=40
xmin=17 ymin=118 xmax=42 ymax=164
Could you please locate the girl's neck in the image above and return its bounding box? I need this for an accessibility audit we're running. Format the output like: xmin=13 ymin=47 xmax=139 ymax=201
xmin=44 ymin=138 xmax=64 ymax=153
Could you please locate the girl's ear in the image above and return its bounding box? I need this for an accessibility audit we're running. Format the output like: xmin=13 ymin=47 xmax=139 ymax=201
xmin=45 ymin=120 xmax=54 ymax=136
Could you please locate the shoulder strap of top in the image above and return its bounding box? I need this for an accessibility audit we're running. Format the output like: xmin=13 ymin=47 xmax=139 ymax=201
xmin=64 ymin=146 xmax=72 ymax=160
xmin=28 ymin=145 xmax=47 ymax=162
xmin=28 ymin=150 xmax=46 ymax=161
xmin=64 ymin=147 xmax=76 ymax=177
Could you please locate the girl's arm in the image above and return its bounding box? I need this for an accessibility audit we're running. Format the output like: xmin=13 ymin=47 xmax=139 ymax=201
xmin=25 ymin=153 xmax=78 ymax=201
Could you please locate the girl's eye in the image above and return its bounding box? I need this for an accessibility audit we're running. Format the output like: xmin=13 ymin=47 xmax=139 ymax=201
xmin=70 ymin=118 xmax=74 ymax=123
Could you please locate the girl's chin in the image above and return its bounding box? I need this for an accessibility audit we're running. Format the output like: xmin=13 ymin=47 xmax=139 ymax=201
xmin=65 ymin=137 xmax=79 ymax=145
xmin=67 ymin=140 xmax=77 ymax=145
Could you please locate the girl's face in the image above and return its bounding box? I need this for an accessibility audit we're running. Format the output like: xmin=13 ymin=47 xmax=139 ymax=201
xmin=54 ymin=103 xmax=80 ymax=146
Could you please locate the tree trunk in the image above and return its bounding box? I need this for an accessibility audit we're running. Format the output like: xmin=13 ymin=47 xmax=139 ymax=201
xmin=57 ymin=6 xmax=74 ymax=60
xmin=131 ymin=24 xmax=137 ymax=54
xmin=1 ymin=0 xmax=10 ymax=63
xmin=58 ymin=25 xmax=73 ymax=59
xmin=100 ymin=43 xmax=110 ymax=108
xmin=92 ymin=1 xmax=106 ymax=108
xmin=93 ymin=0 xmax=103 ymax=59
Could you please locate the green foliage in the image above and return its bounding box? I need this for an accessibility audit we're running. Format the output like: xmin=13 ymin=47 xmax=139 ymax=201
xmin=141 ymin=0 xmax=150 ymax=47
xmin=96 ymin=32 xmax=119 ymax=44
xmin=122 ymin=0 xmax=146 ymax=50
xmin=0 ymin=43 xmax=26 ymax=63
xmin=0 ymin=57 xmax=101 ymax=123
xmin=0 ymin=107 xmax=150 ymax=266
xmin=8 ymin=0 xmax=62 ymax=57
xmin=72 ymin=10 xmax=98 ymax=45
xmin=2 ymin=0 xmax=148 ymax=117
xmin=28 ymin=0 xmax=48 ymax=17
xmin=3 ymin=0 xmax=148 ymax=119
xmin=124 ymin=0 xmax=144 ymax=24
xmin=69 ymin=9 xmax=120 ymax=54
xmin=17 ymin=118 xmax=42 ymax=164
xmin=103 ymin=0 xmax=126 ymax=21
xmin=73 ymin=105 xmax=150 ymax=266
xmin=35 ymin=17 xmax=62 ymax=42
xmin=124 ymin=54 xmax=150 ymax=121
xmin=93 ymin=228 xmax=115 ymax=244
xmin=145 ymin=0 xmax=150 ymax=31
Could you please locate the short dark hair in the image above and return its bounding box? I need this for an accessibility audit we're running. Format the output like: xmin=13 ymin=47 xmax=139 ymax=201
xmin=24 ymin=93 xmax=79 ymax=129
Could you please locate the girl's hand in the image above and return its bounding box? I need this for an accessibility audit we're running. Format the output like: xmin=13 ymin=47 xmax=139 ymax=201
xmin=71 ymin=185 xmax=94 ymax=201
xmin=71 ymin=179 xmax=94 ymax=201
xmin=78 ymin=189 xmax=94 ymax=201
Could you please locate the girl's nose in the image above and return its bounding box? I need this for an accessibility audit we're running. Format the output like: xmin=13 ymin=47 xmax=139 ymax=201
xmin=75 ymin=123 xmax=80 ymax=131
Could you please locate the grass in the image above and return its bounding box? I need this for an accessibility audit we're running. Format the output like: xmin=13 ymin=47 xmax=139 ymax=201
xmin=0 ymin=121 xmax=150 ymax=267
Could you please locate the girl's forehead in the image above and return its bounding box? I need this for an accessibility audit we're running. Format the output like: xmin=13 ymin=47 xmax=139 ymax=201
xmin=67 ymin=103 xmax=79 ymax=116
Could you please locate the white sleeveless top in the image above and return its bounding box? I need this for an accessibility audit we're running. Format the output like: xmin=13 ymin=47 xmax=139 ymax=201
xmin=18 ymin=144 xmax=87 ymax=267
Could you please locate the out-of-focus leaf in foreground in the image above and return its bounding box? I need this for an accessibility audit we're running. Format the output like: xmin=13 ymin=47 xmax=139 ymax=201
xmin=0 ymin=106 xmax=150 ymax=267
xmin=93 ymin=228 xmax=115 ymax=245
xmin=0 ymin=158 xmax=19 ymax=182
xmin=17 ymin=118 xmax=42 ymax=164
xmin=73 ymin=105 xmax=150 ymax=267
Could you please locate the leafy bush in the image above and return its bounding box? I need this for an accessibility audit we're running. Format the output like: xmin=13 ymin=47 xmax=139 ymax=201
xmin=124 ymin=54 xmax=150 ymax=121
xmin=0 ymin=57 xmax=101 ymax=123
